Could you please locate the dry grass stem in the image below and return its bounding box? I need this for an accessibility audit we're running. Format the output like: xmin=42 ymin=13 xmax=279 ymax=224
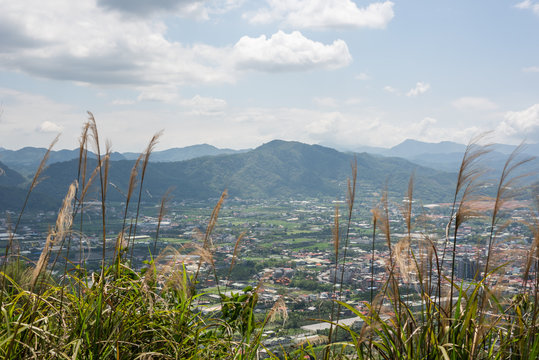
xmin=268 ymin=296 xmax=288 ymax=325
xmin=31 ymin=181 xmax=77 ymax=288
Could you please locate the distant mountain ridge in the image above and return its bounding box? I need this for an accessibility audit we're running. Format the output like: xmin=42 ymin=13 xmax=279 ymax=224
xmin=31 ymin=140 xmax=456 ymax=208
xmin=0 ymin=147 xmax=126 ymax=176
xmin=352 ymin=139 xmax=539 ymax=158
xmin=3 ymin=139 xmax=537 ymax=177
xmin=387 ymin=139 xmax=466 ymax=158
xmin=2 ymin=139 xmax=536 ymax=212
xmin=350 ymin=139 xmax=539 ymax=174
xmin=0 ymin=144 xmax=248 ymax=176
xmin=122 ymin=144 xmax=248 ymax=162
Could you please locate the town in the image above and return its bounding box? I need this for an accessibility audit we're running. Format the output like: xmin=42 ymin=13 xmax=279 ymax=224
xmin=1 ymin=189 xmax=535 ymax=353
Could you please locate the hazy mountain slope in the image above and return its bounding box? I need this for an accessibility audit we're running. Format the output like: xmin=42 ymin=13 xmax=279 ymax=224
xmin=0 ymin=161 xmax=26 ymax=187
xmin=388 ymin=139 xmax=466 ymax=158
xmin=387 ymin=139 xmax=539 ymax=159
xmin=0 ymin=144 xmax=246 ymax=175
xmin=0 ymin=185 xmax=60 ymax=211
xmin=0 ymin=161 xmax=60 ymax=211
xmin=371 ymin=140 xmax=539 ymax=179
xmin=122 ymin=144 xmax=248 ymax=162
xmin=0 ymin=147 xmax=126 ymax=176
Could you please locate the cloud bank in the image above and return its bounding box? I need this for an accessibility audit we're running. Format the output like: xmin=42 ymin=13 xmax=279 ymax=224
xmin=0 ymin=1 xmax=352 ymax=101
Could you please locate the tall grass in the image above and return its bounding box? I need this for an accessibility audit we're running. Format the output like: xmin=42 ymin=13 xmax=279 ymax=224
xmin=0 ymin=116 xmax=537 ymax=359
xmin=324 ymin=139 xmax=538 ymax=360
xmin=0 ymin=115 xmax=269 ymax=359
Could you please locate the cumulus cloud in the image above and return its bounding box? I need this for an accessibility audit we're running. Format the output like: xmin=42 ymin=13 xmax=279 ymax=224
xmin=497 ymin=103 xmax=539 ymax=141
xmin=406 ymin=82 xmax=430 ymax=97
xmin=0 ymin=19 xmax=42 ymax=52
xmin=0 ymin=2 xmax=350 ymax=102
xmin=232 ymin=31 xmax=351 ymax=71
xmin=515 ymin=1 xmax=539 ymax=15
xmin=0 ymin=1 xmax=234 ymax=89
xmin=413 ymin=117 xmax=437 ymax=137
xmin=452 ymin=97 xmax=498 ymax=111
xmin=38 ymin=121 xmax=63 ymax=133
xmin=245 ymin=0 xmax=395 ymax=29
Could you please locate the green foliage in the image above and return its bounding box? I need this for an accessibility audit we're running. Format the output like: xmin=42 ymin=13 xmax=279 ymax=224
xmin=31 ymin=140 xmax=458 ymax=206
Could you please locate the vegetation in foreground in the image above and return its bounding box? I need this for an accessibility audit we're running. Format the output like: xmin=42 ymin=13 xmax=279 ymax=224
xmin=0 ymin=114 xmax=537 ymax=359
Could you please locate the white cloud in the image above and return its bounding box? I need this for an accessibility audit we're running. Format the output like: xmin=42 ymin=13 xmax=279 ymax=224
xmin=218 ymin=106 xmax=481 ymax=150
xmin=232 ymin=31 xmax=352 ymax=71
xmin=497 ymin=103 xmax=539 ymax=141
xmin=0 ymin=87 xmax=501 ymax=151
xmin=406 ymin=82 xmax=430 ymax=97
xmin=0 ymin=1 xmax=233 ymax=87
xmin=413 ymin=117 xmax=437 ymax=137
xmin=452 ymin=97 xmax=498 ymax=111
xmin=38 ymin=120 xmax=63 ymax=133
xmin=523 ymin=66 xmax=539 ymax=72
xmin=0 ymin=2 xmax=349 ymax=101
xmin=515 ymin=1 xmax=539 ymax=15
xmin=245 ymin=0 xmax=395 ymax=29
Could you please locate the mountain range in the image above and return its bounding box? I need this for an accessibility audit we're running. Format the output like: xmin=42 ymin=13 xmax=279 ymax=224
xmin=122 ymin=144 xmax=248 ymax=162
xmin=353 ymin=139 xmax=539 ymax=173
xmin=0 ymin=139 xmax=537 ymax=211
xmin=2 ymin=138 xmax=537 ymax=176
xmin=0 ymin=144 xmax=246 ymax=176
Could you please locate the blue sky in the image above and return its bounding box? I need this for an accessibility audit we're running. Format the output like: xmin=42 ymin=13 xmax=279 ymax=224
xmin=0 ymin=0 xmax=538 ymax=151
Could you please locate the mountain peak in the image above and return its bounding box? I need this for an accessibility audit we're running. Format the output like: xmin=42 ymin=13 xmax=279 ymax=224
xmin=389 ymin=139 xmax=466 ymax=157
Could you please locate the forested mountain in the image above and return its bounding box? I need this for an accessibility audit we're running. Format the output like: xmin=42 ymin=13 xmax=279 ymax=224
xmin=0 ymin=161 xmax=59 ymax=211
xmin=0 ymin=161 xmax=25 ymax=187
xmin=32 ymin=140 xmax=456 ymax=206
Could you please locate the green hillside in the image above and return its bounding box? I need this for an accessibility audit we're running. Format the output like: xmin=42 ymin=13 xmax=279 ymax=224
xmin=33 ymin=140 xmax=456 ymax=207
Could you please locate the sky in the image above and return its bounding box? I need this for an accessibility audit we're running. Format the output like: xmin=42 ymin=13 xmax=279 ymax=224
xmin=0 ymin=0 xmax=538 ymax=152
